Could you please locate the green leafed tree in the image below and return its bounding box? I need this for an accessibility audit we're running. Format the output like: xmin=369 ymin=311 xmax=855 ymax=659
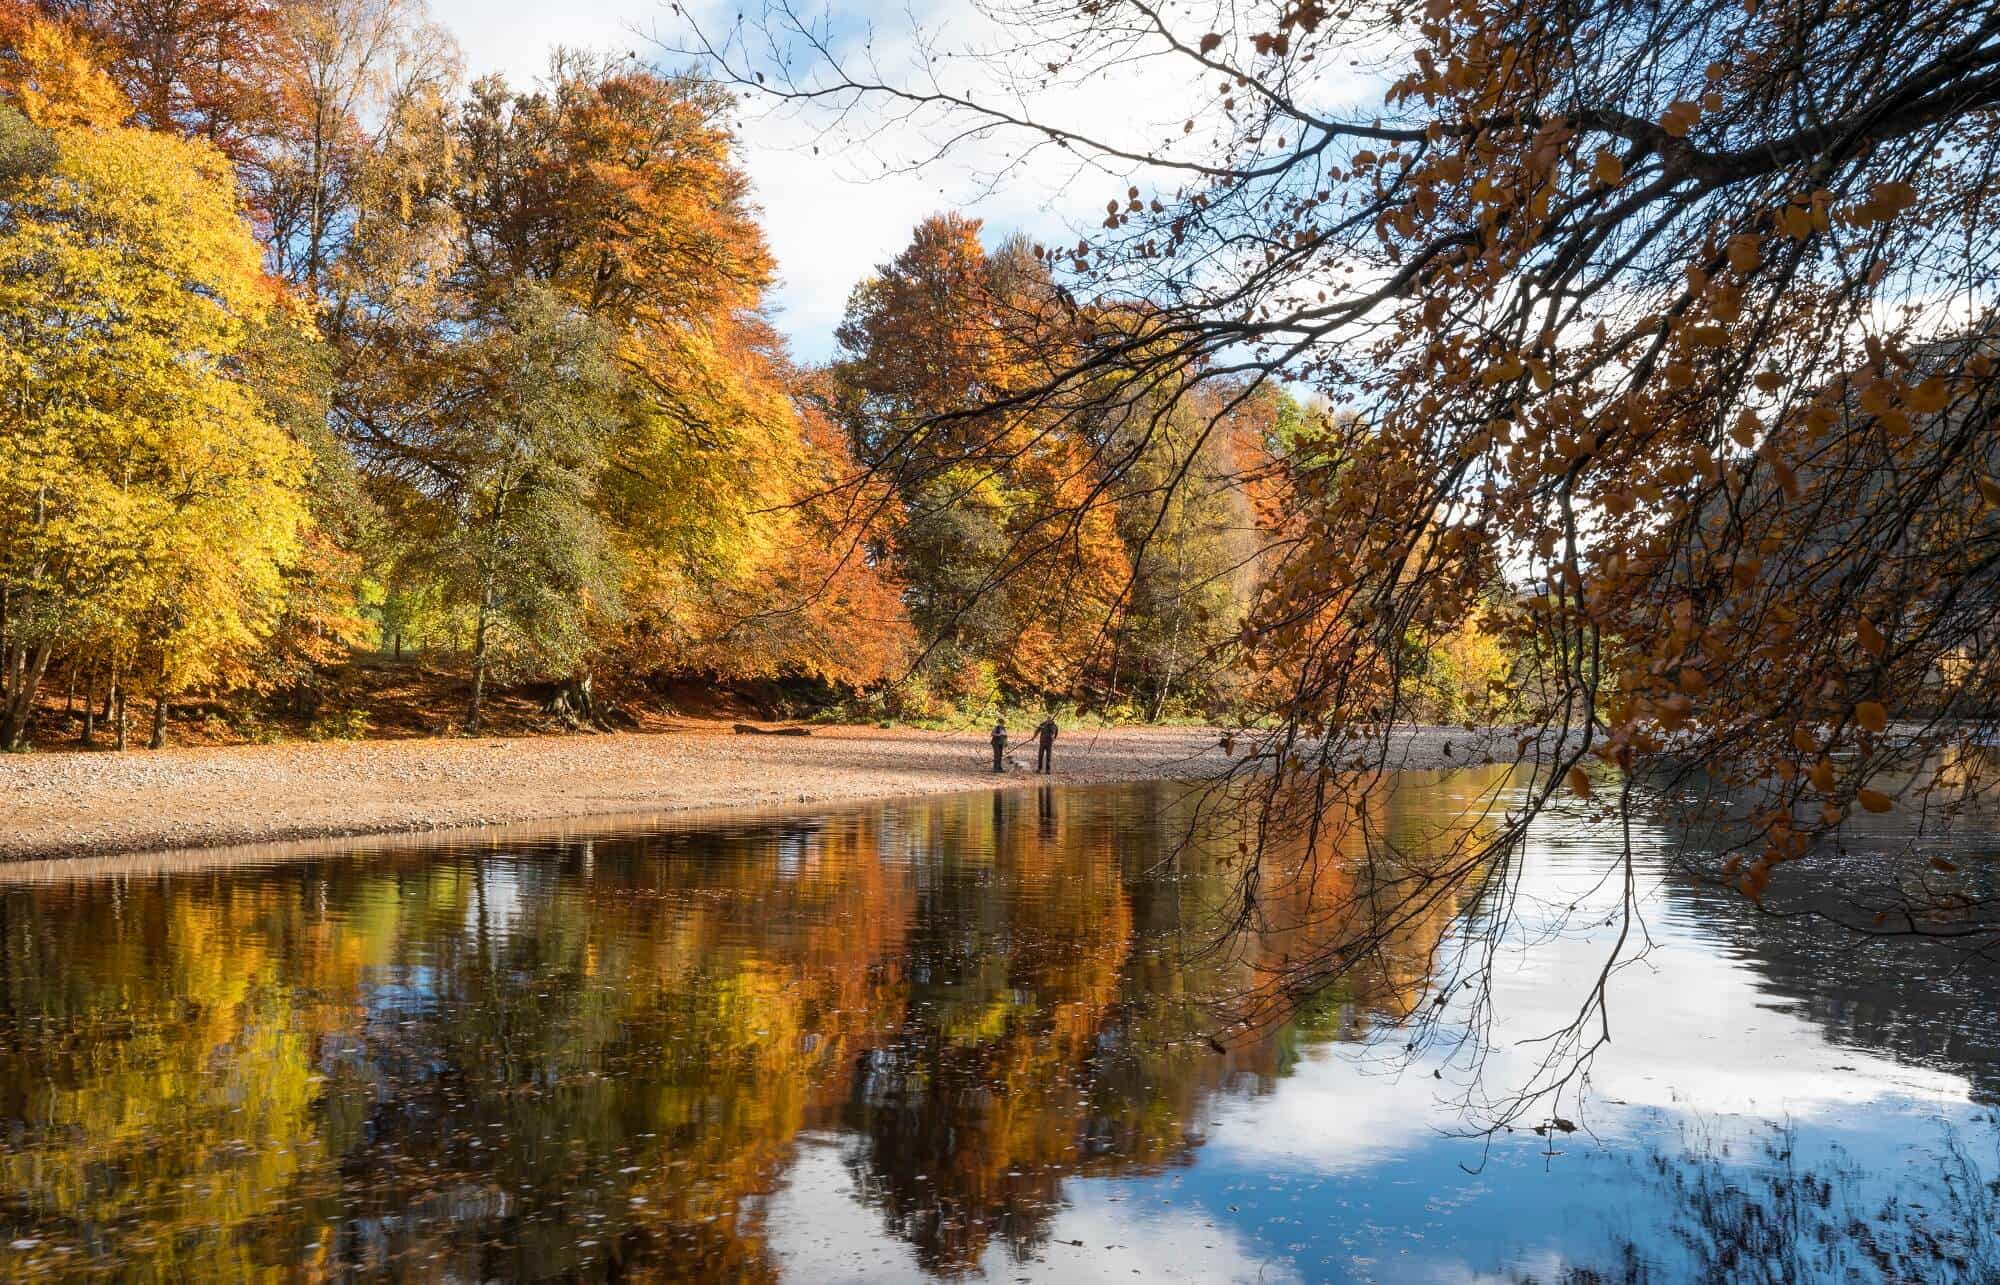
xmin=390 ymin=282 xmax=622 ymax=734
xmin=1108 ymin=389 xmax=1257 ymax=720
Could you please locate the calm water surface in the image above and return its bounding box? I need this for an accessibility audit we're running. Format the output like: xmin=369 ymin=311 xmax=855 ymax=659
xmin=2 ymin=771 xmax=1996 ymax=1282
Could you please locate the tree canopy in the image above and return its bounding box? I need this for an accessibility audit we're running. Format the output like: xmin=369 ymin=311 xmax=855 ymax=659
xmin=0 ymin=0 xmax=923 ymax=744
xmin=0 ymin=104 xmax=308 ymax=748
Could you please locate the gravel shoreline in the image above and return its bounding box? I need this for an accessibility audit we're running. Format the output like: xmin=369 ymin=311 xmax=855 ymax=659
xmin=1 ymin=722 xmax=1505 ymax=865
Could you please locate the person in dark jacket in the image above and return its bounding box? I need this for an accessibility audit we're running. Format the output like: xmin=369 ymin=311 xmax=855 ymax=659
xmin=991 ymin=720 xmax=1008 ymax=773
xmin=1034 ymin=716 xmax=1058 ymax=774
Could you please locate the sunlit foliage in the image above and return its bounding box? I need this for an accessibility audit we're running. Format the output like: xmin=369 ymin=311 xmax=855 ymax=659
xmin=1 ymin=3 xmax=913 ymax=744
xmin=0 ymin=106 xmax=308 ymax=748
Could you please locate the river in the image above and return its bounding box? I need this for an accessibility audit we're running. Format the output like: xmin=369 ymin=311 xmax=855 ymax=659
xmin=1 ymin=769 xmax=1994 ymax=1281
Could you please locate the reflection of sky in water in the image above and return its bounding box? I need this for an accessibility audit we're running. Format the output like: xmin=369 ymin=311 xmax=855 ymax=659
xmin=468 ymin=856 xmax=524 ymax=935
xmin=362 ymin=964 xmax=440 ymax=1017
xmin=3 ymin=776 xmax=1996 ymax=1282
xmin=747 ymin=793 xmax=1993 ymax=1282
xmin=768 ymin=1141 xmax=1307 ymax=1283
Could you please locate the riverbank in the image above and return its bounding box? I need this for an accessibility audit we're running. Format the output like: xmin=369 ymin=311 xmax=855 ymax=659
xmin=1 ymin=722 xmax=1510 ymax=863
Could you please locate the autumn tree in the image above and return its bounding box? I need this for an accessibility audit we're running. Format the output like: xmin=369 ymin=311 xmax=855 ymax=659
xmin=243 ymin=316 xmax=375 ymax=707
xmin=0 ymin=3 xmax=133 ymax=128
xmin=386 ymin=57 xmax=909 ymax=696
xmin=41 ymin=0 xmax=291 ymax=182
xmin=3 ymin=3 xmax=904 ymax=742
xmin=0 ymin=104 xmax=309 ymax=749
xmin=389 ymin=284 xmax=623 ymax=734
xmin=301 ymin=47 xmax=908 ymax=710
xmin=835 ymin=214 xmax=1131 ymax=704
xmin=667 ymin=375 xmax=914 ymax=688
xmin=1104 ymin=383 xmax=1258 ymax=719
xmin=262 ymin=0 xmax=458 ymax=291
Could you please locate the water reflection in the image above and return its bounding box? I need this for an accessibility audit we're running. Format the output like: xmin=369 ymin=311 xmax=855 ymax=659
xmin=0 ymin=771 xmax=1993 ymax=1281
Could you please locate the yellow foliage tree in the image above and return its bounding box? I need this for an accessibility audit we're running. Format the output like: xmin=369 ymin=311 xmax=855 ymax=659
xmin=0 ymin=107 xmax=309 ymax=748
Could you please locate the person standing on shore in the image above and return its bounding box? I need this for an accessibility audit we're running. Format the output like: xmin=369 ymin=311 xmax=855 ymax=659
xmin=1034 ymin=716 xmax=1058 ymax=774
xmin=991 ymin=720 xmax=1008 ymax=773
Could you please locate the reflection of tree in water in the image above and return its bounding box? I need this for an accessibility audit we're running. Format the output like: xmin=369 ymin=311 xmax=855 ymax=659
xmin=838 ymin=780 xmax=1485 ymax=1275
xmin=840 ymin=788 xmax=1136 ymax=1272
xmin=325 ymin=817 xmax=916 ymax=1281
xmin=0 ymin=814 xmax=916 ymax=1280
xmin=1517 ymin=1117 xmax=2000 ymax=1284
xmin=0 ymin=779 xmax=1495 ymax=1279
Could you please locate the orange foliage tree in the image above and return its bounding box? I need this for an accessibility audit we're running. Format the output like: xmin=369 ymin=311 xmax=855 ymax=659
xmin=445 ymin=58 xmax=911 ymax=693
xmin=6 ymin=3 xmax=907 ymax=744
xmin=835 ymin=213 xmax=1131 ymax=704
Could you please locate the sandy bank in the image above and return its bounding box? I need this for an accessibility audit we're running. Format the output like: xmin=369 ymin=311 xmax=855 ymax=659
xmin=0 ymin=724 xmax=1217 ymax=862
xmin=1 ymin=722 xmax=1509 ymax=864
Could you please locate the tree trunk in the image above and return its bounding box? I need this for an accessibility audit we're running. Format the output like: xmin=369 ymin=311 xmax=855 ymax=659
xmin=113 ymin=683 xmax=127 ymax=751
xmin=0 ymin=641 xmax=53 ymax=752
xmin=466 ymin=586 xmax=492 ymax=736
xmin=148 ymin=655 xmax=170 ymax=749
xmin=81 ymin=665 xmax=96 ymax=747
xmin=542 ymin=672 xmax=596 ymax=728
xmin=1151 ymin=607 xmax=1185 ymax=723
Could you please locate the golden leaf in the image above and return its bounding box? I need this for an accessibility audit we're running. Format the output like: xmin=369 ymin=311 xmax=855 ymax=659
xmin=1905 ymin=377 xmax=1948 ymax=413
xmin=1726 ymin=234 xmax=1761 ymax=272
xmin=1871 ymin=180 xmax=1917 ymax=213
xmin=1661 ymin=100 xmax=1701 ymax=137
xmin=1855 ymin=701 xmax=1888 ymax=733
xmin=1857 ymin=788 xmax=1893 ymax=813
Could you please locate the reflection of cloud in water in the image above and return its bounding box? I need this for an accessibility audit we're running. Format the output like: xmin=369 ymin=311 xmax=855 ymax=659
xmin=1489 ymin=832 xmax=1970 ymax=1117
xmin=766 ymin=1140 xmax=927 ymax=1283
xmin=1211 ymin=823 xmax=1971 ymax=1176
xmin=466 ymin=855 xmax=524 ymax=936
xmin=767 ymin=1138 xmax=1300 ymax=1283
